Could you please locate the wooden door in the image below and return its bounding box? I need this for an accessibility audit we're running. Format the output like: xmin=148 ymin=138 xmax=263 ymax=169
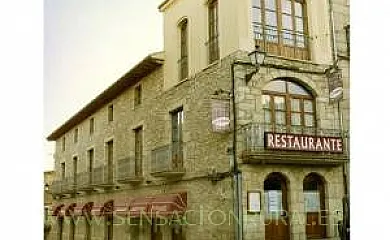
xmin=264 ymin=173 xmax=290 ymax=240
xmin=304 ymin=174 xmax=326 ymax=238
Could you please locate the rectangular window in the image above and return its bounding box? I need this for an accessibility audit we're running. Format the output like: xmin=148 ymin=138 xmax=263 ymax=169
xmin=74 ymin=128 xmax=78 ymax=143
xmin=73 ymin=156 xmax=78 ymax=185
xmin=62 ymin=136 xmax=66 ymax=151
xmin=89 ymin=118 xmax=95 ymax=135
xmin=61 ymin=162 xmax=65 ymax=180
xmin=252 ymin=0 xmax=309 ymax=60
xmin=106 ymin=140 xmax=114 ymax=182
xmin=345 ymin=24 xmax=350 ymax=56
xmin=134 ymin=126 xmax=143 ymax=176
xmin=208 ymin=0 xmax=219 ymax=63
xmin=179 ymin=20 xmax=188 ymax=80
xmin=171 ymin=108 xmax=184 ymax=169
xmin=88 ymin=149 xmax=94 ymax=173
xmin=108 ymin=104 xmax=114 ymax=122
xmin=88 ymin=149 xmax=94 ymax=184
xmin=134 ymin=85 xmax=142 ymax=106
xmin=211 ymin=100 xmax=230 ymax=132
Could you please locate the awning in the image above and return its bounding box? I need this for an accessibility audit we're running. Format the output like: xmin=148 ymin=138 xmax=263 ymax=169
xmin=91 ymin=200 xmax=114 ymax=216
xmin=73 ymin=202 xmax=93 ymax=217
xmin=150 ymin=192 xmax=187 ymax=216
xmin=129 ymin=192 xmax=187 ymax=217
xmin=65 ymin=203 xmax=77 ymax=216
xmin=52 ymin=204 xmax=65 ymax=216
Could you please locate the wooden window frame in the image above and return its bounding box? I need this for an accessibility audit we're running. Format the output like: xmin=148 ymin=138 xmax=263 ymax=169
xmin=62 ymin=136 xmax=66 ymax=151
xmin=89 ymin=118 xmax=95 ymax=135
xmin=74 ymin=128 xmax=78 ymax=143
xmin=252 ymin=0 xmax=310 ymax=60
xmin=178 ymin=19 xmax=189 ymax=80
xmin=88 ymin=149 xmax=94 ymax=184
xmin=134 ymin=84 xmax=142 ymax=107
xmin=106 ymin=140 xmax=114 ymax=182
xmin=262 ymin=80 xmax=316 ymax=133
xmin=108 ymin=104 xmax=114 ymax=122
xmin=171 ymin=108 xmax=184 ymax=169
xmin=134 ymin=126 xmax=143 ymax=176
xmin=207 ymin=0 xmax=219 ymax=64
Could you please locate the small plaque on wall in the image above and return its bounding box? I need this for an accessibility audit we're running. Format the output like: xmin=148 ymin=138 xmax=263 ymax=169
xmin=247 ymin=191 xmax=261 ymax=213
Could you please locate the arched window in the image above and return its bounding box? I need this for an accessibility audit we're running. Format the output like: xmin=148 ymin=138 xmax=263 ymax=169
xmin=303 ymin=173 xmax=327 ymax=238
xmin=252 ymin=0 xmax=309 ymax=60
xmin=178 ymin=19 xmax=189 ymax=80
xmin=262 ymin=79 xmax=315 ymax=133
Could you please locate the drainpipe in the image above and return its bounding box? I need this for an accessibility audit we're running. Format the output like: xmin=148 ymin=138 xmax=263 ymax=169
xmin=231 ymin=62 xmax=243 ymax=240
xmin=328 ymin=0 xmax=338 ymax=67
xmin=328 ymin=1 xmax=349 ymax=239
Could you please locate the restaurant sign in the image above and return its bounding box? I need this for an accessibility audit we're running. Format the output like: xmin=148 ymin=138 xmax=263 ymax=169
xmin=265 ymin=132 xmax=343 ymax=153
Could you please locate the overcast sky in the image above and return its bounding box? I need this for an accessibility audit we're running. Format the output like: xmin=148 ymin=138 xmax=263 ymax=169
xmin=44 ymin=0 xmax=163 ymax=170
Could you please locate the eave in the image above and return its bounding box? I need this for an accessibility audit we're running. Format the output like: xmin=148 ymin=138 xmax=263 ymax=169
xmin=46 ymin=52 xmax=164 ymax=141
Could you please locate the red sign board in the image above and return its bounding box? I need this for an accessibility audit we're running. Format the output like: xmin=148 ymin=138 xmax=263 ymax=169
xmin=265 ymin=132 xmax=343 ymax=153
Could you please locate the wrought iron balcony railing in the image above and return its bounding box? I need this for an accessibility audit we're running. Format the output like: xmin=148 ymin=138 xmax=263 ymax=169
xmin=76 ymin=171 xmax=93 ymax=191
xmin=151 ymin=143 xmax=185 ymax=177
xmin=51 ymin=177 xmax=75 ymax=195
xmin=116 ymin=157 xmax=143 ymax=183
xmin=240 ymin=123 xmax=349 ymax=165
xmin=92 ymin=164 xmax=114 ymax=187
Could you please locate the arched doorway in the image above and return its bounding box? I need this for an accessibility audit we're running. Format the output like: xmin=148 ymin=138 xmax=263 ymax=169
xmin=264 ymin=172 xmax=290 ymax=240
xmin=303 ymin=173 xmax=326 ymax=238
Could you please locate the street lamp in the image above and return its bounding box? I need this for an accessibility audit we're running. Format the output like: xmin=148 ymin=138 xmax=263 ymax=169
xmin=245 ymin=45 xmax=266 ymax=83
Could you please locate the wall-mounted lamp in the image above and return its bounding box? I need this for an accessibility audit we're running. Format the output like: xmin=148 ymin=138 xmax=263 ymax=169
xmin=245 ymin=45 xmax=266 ymax=83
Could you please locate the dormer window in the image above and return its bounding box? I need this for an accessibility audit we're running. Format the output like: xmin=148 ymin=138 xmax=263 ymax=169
xmin=178 ymin=19 xmax=189 ymax=80
xmin=252 ymin=0 xmax=309 ymax=60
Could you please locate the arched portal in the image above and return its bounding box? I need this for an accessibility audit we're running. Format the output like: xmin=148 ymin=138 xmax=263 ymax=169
xmin=264 ymin=172 xmax=290 ymax=240
xmin=303 ymin=173 xmax=327 ymax=238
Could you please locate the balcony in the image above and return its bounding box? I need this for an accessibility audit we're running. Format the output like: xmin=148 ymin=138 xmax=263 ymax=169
xmin=240 ymin=123 xmax=349 ymax=165
xmin=91 ymin=164 xmax=114 ymax=188
xmin=76 ymin=171 xmax=93 ymax=192
xmin=51 ymin=177 xmax=75 ymax=196
xmin=116 ymin=157 xmax=143 ymax=184
xmin=151 ymin=143 xmax=185 ymax=178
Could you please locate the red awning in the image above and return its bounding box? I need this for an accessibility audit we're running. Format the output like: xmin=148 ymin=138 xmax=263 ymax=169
xmin=129 ymin=192 xmax=187 ymax=217
xmin=65 ymin=203 xmax=77 ymax=216
xmin=91 ymin=200 xmax=114 ymax=216
xmin=73 ymin=202 xmax=93 ymax=217
xmin=129 ymin=196 xmax=154 ymax=217
xmin=52 ymin=204 xmax=65 ymax=216
xmin=150 ymin=192 xmax=187 ymax=216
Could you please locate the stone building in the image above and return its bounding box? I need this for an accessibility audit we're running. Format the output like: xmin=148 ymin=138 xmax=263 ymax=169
xmin=46 ymin=0 xmax=350 ymax=240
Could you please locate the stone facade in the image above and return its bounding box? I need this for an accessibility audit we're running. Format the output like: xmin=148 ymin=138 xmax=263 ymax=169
xmin=47 ymin=0 xmax=349 ymax=240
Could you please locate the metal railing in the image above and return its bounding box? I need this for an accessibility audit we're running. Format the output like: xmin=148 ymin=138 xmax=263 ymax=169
xmin=151 ymin=143 xmax=184 ymax=174
xmin=116 ymin=157 xmax=142 ymax=181
xmin=76 ymin=171 xmax=92 ymax=190
xmin=51 ymin=177 xmax=75 ymax=195
xmin=240 ymin=123 xmax=348 ymax=154
xmin=92 ymin=164 xmax=114 ymax=186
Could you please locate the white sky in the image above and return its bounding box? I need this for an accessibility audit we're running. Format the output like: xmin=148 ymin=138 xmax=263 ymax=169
xmin=44 ymin=0 xmax=163 ymax=170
